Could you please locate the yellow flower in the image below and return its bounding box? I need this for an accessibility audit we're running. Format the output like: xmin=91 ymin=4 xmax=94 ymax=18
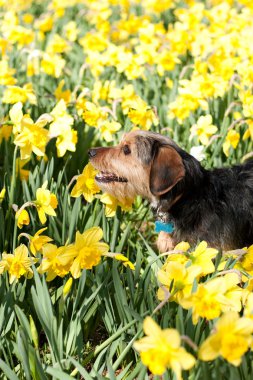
xmin=41 ymin=53 xmax=66 ymax=78
xmin=223 ymin=130 xmax=240 ymax=157
xmin=188 ymin=241 xmax=218 ymax=276
xmin=157 ymin=261 xmax=201 ymax=304
xmin=190 ymin=115 xmax=218 ymax=146
xmin=34 ymin=182 xmax=58 ymax=224
xmin=127 ymin=97 xmax=158 ymax=130
xmin=63 ymin=277 xmax=73 ymax=298
xmin=64 ymin=21 xmax=79 ymax=42
xmin=134 ymin=317 xmax=196 ymax=378
xmin=14 ymin=114 xmax=49 ymax=160
xmin=38 ymin=243 xmax=76 ymax=281
xmin=111 ymin=253 xmax=135 ymax=270
xmin=71 ymin=163 xmax=100 ymax=202
xmin=16 ymin=158 xmax=30 ymax=181
xmin=199 ymin=311 xmax=253 ymax=366
xmin=0 ymin=188 xmax=6 ymax=203
xmin=82 ymin=101 xmax=108 ymax=128
xmin=56 ymin=128 xmax=77 ymax=157
xmin=46 ymin=34 xmax=70 ymax=54
xmin=0 ymin=123 xmax=12 ymax=143
xmin=70 ymin=227 xmax=109 ymax=278
xmin=49 ymin=99 xmax=77 ymax=157
xmin=100 ymin=193 xmax=133 ymax=217
xmin=181 ymin=274 xmax=242 ymax=324
xmin=9 ymin=101 xmax=23 ymax=134
xmin=34 ymin=14 xmax=54 ymax=33
xmin=3 ymin=83 xmax=36 ymax=104
xmin=54 ymin=80 xmax=71 ymax=104
xmin=235 ymin=245 xmax=253 ymax=276
xmin=16 ymin=209 xmax=30 ymax=229
xmin=155 ymin=51 xmax=181 ymax=76
xmin=99 ymin=120 xmax=121 ymax=142
xmin=29 ymin=227 xmax=53 ymax=256
xmin=0 ymin=244 xmax=34 ymax=284
xmin=0 ymin=59 xmax=16 ymax=85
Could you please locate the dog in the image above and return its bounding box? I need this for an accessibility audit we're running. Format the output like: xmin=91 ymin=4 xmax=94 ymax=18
xmin=88 ymin=130 xmax=253 ymax=251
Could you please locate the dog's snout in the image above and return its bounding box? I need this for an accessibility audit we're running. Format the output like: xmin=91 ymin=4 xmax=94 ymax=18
xmin=88 ymin=149 xmax=97 ymax=158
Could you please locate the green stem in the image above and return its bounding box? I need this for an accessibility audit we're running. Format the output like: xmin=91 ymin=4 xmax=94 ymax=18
xmin=9 ymin=146 xmax=18 ymax=206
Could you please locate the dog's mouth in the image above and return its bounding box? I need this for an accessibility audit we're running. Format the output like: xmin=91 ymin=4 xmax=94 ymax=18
xmin=95 ymin=171 xmax=128 ymax=183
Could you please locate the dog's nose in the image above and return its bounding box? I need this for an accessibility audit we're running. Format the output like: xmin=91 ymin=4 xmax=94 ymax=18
xmin=88 ymin=149 xmax=97 ymax=158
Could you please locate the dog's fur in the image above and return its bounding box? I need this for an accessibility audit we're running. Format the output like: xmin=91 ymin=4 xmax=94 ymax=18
xmin=89 ymin=130 xmax=253 ymax=251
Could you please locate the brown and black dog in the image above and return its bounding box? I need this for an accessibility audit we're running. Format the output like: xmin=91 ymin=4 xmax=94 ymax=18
xmin=89 ymin=130 xmax=253 ymax=251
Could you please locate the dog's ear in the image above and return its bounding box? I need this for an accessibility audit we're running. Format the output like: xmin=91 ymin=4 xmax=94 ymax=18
xmin=150 ymin=145 xmax=185 ymax=196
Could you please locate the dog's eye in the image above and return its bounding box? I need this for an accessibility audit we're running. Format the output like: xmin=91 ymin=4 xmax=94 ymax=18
xmin=123 ymin=145 xmax=131 ymax=155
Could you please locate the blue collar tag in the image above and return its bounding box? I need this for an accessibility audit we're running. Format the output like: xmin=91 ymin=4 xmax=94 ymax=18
xmin=155 ymin=221 xmax=174 ymax=234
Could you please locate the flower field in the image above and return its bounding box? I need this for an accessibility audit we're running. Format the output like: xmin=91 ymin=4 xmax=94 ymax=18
xmin=1 ymin=0 xmax=253 ymax=378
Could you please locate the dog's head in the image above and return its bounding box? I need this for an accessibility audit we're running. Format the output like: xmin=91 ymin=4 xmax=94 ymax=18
xmin=89 ymin=130 xmax=200 ymax=203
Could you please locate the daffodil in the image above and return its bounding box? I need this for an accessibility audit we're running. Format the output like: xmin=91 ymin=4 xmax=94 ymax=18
xmin=134 ymin=317 xmax=196 ymax=378
xmin=199 ymin=311 xmax=253 ymax=366
xmin=157 ymin=261 xmax=201 ymax=304
xmin=54 ymin=79 xmax=71 ymax=103
xmin=0 ymin=59 xmax=16 ymax=85
xmin=2 ymin=83 xmax=36 ymax=104
xmin=100 ymin=193 xmax=133 ymax=217
xmin=0 ymin=188 xmax=6 ymax=203
xmin=190 ymin=115 xmax=218 ymax=146
xmin=34 ymin=182 xmax=58 ymax=224
xmin=41 ymin=53 xmax=66 ymax=78
xmin=14 ymin=116 xmax=49 ymax=160
xmin=127 ymin=96 xmax=158 ymax=130
xmin=188 ymin=241 xmax=218 ymax=276
xmin=38 ymin=243 xmax=76 ymax=281
xmin=71 ymin=162 xmax=100 ymax=202
xmin=29 ymin=228 xmax=53 ymax=256
xmin=223 ymin=130 xmax=240 ymax=157
xmin=16 ymin=209 xmax=30 ymax=229
xmin=63 ymin=277 xmax=73 ymax=298
xmin=70 ymin=227 xmax=109 ymax=278
xmin=181 ymin=274 xmax=242 ymax=324
xmin=49 ymin=99 xmax=77 ymax=157
xmin=0 ymin=244 xmax=34 ymax=284
xmin=82 ymin=101 xmax=107 ymax=128
xmin=105 ymin=252 xmax=135 ymax=270
xmin=16 ymin=158 xmax=30 ymax=181
xmin=99 ymin=120 xmax=121 ymax=142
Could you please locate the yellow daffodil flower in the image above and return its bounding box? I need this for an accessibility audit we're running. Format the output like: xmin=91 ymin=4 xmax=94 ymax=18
xmin=190 ymin=115 xmax=218 ymax=146
xmin=71 ymin=162 xmax=100 ymax=202
xmin=223 ymin=130 xmax=240 ymax=157
xmin=127 ymin=96 xmax=158 ymax=130
xmin=157 ymin=261 xmax=201 ymax=304
xmin=99 ymin=120 xmax=121 ymax=142
xmin=100 ymin=193 xmax=133 ymax=217
xmin=16 ymin=209 xmax=30 ymax=229
xmin=0 ymin=188 xmax=6 ymax=203
xmin=0 ymin=244 xmax=34 ymax=284
xmin=188 ymin=241 xmax=218 ymax=276
xmin=34 ymin=182 xmax=58 ymax=224
xmin=3 ymin=83 xmax=36 ymax=104
xmin=134 ymin=317 xmax=196 ymax=378
xmin=199 ymin=311 xmax=253 ymax=366
xmin=70 ymin=227 xmax=109 ymax=278
xmin=181 ymin=274 xmax=242 ymax=324
xmin=38 ymin=243 xmax=76 ymax=281
xmin=29 ymin=227 xmax=53 ymax=256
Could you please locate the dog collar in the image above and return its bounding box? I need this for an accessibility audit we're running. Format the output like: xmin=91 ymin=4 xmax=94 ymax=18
xmin=155 ymin=221 xmax=174 ymax=234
